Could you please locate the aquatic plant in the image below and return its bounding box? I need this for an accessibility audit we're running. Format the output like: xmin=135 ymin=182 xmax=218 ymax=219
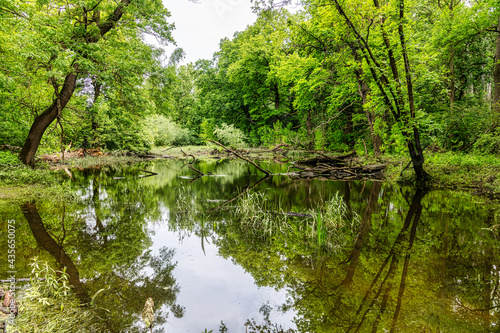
xmin=234 ymin=191 xmax=358 ymax=251
xmin=308 ymin=193 xmax=358 ymax=249
xmin=7 ymin=258 xmax=109 ymax=333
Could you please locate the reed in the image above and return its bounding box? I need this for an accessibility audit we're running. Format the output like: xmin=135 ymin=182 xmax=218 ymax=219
xmin=8 ymin=258 xmax=109 ymax=333
xmin=234 ymin=192 xmax=358 ymax=251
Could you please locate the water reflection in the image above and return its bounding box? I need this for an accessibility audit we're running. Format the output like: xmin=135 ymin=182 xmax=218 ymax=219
xmin=17 ymin=185 xmax=184 ymax=331
xmin=1 ymin=159 xmax=499 ymax=332
xmin=21 ymin=201 xmax=90 ymax=304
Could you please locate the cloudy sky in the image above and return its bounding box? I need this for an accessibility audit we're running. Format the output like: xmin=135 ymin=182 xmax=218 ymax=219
xmin=160 ymin=0 xmax=258 ymax=64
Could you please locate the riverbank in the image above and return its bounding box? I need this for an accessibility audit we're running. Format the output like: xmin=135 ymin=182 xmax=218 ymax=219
xmin=383 ymin=152 xmax=500 ymax=199
xmin=0 ymin=153 xmax=144 ymax=201
xmin=1 ymin=147 xmax=499 ymax=201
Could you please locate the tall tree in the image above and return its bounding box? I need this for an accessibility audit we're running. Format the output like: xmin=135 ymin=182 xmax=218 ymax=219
xmin=0 ymin=0 xmax=173 ymax=167
xmin=494 ymin=17 xmax=500 ymax=119
xmin=324 ymin=0 xmax=429 ymax=179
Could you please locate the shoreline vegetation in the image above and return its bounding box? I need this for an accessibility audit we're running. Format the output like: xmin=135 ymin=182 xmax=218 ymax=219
xmin=1 ymin=146 xmax=499 ymax=202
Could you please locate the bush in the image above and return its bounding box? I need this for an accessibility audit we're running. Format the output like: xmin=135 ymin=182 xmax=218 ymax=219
xmin=473 ymin=129 xmax=500 ymax=155
xmin=199 ymin=118 xmax=216 ymax=141
xmin=213 ymin=123 xmax=247 ymax=148
xmin=141 ymin=114 xmax=194 ymax=147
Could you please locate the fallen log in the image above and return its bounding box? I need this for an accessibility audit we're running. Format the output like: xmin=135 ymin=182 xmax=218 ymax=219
xmin=208 ymin=140 xmax=272 ymax=176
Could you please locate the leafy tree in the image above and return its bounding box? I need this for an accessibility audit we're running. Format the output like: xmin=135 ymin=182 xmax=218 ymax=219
xmin=0 ymin=0 xmax=174 ymax=166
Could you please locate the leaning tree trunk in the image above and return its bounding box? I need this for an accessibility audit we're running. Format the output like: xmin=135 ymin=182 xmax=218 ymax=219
xmin=19 ymin=66 xmax=78 ymax=167
xmin=18 ymin=0 xmax=131 ymax=167
xmin=21 ymin=201 xmax=91 ymax=304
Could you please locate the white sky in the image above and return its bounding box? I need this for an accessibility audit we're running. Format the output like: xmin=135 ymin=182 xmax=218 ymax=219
xmin=161 ymin=0 xmax=258 ymax=64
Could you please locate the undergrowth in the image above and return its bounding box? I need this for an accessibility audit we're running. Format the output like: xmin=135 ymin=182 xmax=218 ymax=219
xmin=63 ymin=154 xmax=142 ymax=169
xmin=380 ymin=152 xmax=500 ymax=195
xmin=0 ymin=164 xmax=57 ymax=186
xmin=426 ymin=152 xmax=500 ymax=193
xmin=7 ymin=259 xmax=109 ymax=333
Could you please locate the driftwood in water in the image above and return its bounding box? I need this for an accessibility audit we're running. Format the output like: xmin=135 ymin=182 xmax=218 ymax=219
xmin=296 ymin=151 xmax=357 ymax=166
xmin=208 ymin=140 xmax=272 ymax=176
xmin=179 ymin=150 xmax=212 ymax=182
xmin=291 ymin=151 xmax=385 ymax=181
xmin=113 ymin=169 xmax=158 ymax=180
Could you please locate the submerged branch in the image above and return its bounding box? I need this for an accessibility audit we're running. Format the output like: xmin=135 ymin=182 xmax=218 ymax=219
xmin=208 ymin=140 xmax=272 ymax=176
xmin=209 ymin=175 xmax=271 ymax=212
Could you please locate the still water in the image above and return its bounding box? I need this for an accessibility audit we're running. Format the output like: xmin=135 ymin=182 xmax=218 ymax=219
xmin=1 ymin=159 xmax=499 ymax=332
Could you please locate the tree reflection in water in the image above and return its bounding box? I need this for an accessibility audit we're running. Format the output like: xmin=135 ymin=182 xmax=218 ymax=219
xmin=20 ymin=197 xmax=184 ymax=332
xmin=7 ymin=160 xmax=499 ymax=332
xmin=216 ymin=181 xmax=499 ymax=332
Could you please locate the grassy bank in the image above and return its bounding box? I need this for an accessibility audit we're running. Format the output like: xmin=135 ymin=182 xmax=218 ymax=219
xmin=383 ymin=152 xmax=500 ymax=198
xmin=1 ymin=148 xmax=500 ymax=201
xmin=0 ymin=152 xmax=143 ymax=201
xmin=426 ymin=152 xmax=500 ymax=195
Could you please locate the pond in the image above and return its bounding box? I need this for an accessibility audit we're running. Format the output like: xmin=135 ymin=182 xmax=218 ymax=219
xmin=1 ymin=159 xmax=499 ymax=332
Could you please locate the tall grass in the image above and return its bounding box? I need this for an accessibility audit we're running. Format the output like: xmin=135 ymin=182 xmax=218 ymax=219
xmin=308 ymin=193 xmax=358 ymax=250
xmin=234 ymin=192 xmax=358 ymax=251
xmin=8 ymin=259 xmax=109 ymax=333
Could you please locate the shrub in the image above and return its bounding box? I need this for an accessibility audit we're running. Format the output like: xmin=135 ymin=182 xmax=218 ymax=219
xmin=473 ymin=129 xmax=500 ymax=155
xmin=213 ymin=123 xmax=247 ymax=148
xmin=199 ymin=118 xmax=216 ymax=141
xmin=141 ymin=114 xmax=194 ymax=147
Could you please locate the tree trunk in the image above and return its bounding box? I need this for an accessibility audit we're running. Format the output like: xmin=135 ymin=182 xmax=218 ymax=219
xmin=19 ymin=66 xmax=79 ymax=167
xmin=21 ymin=202 xmax=91 ymax=304
xmin=398 ymin=0 xmax=429 ymax=180
xmin=351 ymin=46 xmax=382 ymax=156
xmin=91 ymin=78 xmax=101 ymax=147
xmin=493 ymin=18 xmax=500 ymax=118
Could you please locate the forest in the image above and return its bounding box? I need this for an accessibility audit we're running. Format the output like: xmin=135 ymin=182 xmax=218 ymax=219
xmin=1 ymin=1 xmax=500 ymax=332
xmin=0 ymin=0 xmax=499 ymax=183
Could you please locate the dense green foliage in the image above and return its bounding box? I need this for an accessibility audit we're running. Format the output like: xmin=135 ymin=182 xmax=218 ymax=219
xmin=9 ymin=259 xmax=110 ymax=333
xmin=191 ymin=0 xmax=500 ymax=159
xmin=1 ymin=0 xmax=499 ymax=169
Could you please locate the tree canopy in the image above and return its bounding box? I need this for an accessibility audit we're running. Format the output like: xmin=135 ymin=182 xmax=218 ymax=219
xmin=1 ymin=0 xmax=500 ymax=177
